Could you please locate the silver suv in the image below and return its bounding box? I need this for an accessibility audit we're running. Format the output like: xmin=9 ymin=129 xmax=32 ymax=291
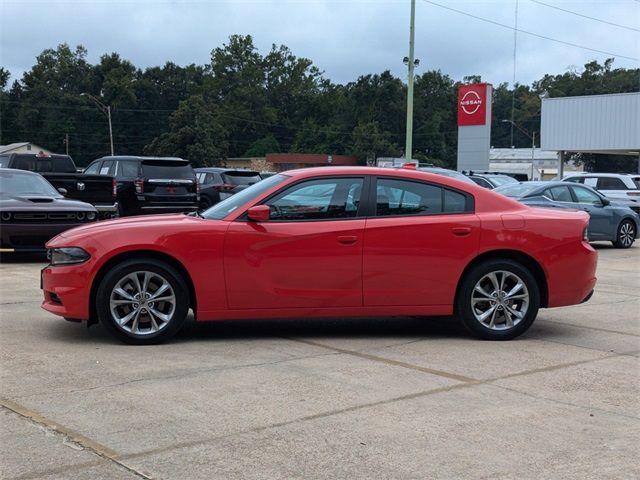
xmin=563 ymin=173 xmax=640 ymax=214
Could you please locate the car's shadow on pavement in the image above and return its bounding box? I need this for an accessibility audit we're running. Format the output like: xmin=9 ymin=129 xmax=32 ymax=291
xmin=44 ymin=315 xmax=473 ymax=345
xmin=0 ymin=252 xmax=48 ymax=263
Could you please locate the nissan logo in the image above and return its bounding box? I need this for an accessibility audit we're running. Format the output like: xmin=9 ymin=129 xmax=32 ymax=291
xmin=460 ymin=90 xmax=482 ymax=115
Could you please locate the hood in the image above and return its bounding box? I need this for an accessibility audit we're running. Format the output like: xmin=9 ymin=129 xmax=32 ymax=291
xmin=0 ymin=195 xmax=96 ymax=211
xmin=54 ymin=213 xmax=210 ymax=239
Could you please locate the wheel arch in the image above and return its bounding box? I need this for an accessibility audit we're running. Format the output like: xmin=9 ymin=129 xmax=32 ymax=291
xmin=455 ymin=249 xmax=549 ymax=309
xmin=89 ymin=249 xmax=197 ymax=325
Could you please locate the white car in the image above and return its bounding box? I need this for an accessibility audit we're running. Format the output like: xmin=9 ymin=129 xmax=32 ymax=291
xmin=563 ymin=173 xmax=640 ymax=215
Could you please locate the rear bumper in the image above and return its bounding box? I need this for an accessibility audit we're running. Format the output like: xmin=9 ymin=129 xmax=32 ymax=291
xmin=546 ymin=241 xmax=598 ymax=308
xmin=94 ymin=202 xmax=119 ymax=219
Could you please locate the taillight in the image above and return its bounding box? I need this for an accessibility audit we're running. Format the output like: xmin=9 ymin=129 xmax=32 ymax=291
xmin=583 ymin=225 xmax=589 ymax=242
xmin=195 ymin=181 xmax=200 ymax=195
xmin=626 ymin=191 xmax=640 ymax=197
xmin=135 ymin=178 xmax=144 ymax=194
xmin=216 ymin=184 xmax=236 ymax=192
xmin=112 ymin=178 xmax=117 ymax=198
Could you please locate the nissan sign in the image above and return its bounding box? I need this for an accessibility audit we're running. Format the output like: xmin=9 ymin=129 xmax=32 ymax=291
xmin=457 ymin=84 xmax=488 ymax=126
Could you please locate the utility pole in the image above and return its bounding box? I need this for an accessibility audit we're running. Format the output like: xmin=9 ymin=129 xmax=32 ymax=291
xmin=405 ymin=0 xmax=416 ymax=163
xmin=80 ymin=93 xmax=114 ymax=156
xmin=64 ymin=133 xmax=69 ymax=155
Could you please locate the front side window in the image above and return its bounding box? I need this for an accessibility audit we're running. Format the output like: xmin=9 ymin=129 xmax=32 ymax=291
xmin=375 ymin=178 xmax=469 ymax=216
xmin=99 ymin=160 xmax=113 ymax=175
xmin=572 ymin=186 xmax=601 ymax=205
xmin=267 ymin=177 xmax=364 ymax=221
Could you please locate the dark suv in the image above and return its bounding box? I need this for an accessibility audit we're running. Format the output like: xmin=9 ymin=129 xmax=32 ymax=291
xmin=194 ymin=168 xmax=261 ymax=209
xmin=84 ymin=156 xmax=199 ymax=216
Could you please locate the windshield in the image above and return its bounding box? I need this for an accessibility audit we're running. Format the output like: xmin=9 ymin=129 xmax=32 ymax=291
xmin=0 ymin=170 xmax=60 ymax=196
xmin=494 ymin=183 xmax=541 ymax=198
xmin=202 ymin=174 xmax=288 ymax=220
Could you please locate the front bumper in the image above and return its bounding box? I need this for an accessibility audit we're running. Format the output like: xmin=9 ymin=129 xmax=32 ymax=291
xmin=41 ymin=261 xmax=93 ymax=320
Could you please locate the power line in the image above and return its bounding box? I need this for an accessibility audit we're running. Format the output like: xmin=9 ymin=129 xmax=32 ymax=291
xmin=530 ymin=0 xmax=640 ymax=33
xmin=421 ymin=0 xmax=640 ymax=62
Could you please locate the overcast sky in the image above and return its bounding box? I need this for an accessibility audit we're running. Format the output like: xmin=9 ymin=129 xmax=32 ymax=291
xmin=1 ymin=0 xmax=639 ymax=88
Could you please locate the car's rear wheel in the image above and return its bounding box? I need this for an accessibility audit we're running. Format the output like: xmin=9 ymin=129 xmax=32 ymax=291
xmin=456 ymin=259 xmax=540 ymax=340
xmin=96 ymin=258 xmax=189 ymax=344
xmin=612 ymin=219 xmax=635 ymax=249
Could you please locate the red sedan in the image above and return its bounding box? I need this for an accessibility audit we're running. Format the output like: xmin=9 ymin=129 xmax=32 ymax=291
xmin=42 ymin=167 xmax=597 ymax=344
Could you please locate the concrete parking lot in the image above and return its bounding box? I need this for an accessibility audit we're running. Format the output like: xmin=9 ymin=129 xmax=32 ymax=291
xmin=1 ymin=244 xmax=638 ymax=480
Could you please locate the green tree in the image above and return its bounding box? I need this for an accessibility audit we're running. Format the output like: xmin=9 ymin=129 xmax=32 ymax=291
xmin=144 ymin=95 xmax=228 ymax=166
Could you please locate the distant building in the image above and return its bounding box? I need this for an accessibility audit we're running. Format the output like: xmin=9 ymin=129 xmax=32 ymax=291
xmin=0 ymin=142 xmax=55 ymax=156
xmin=489 ymin=148 xmax=583 ymax=181
xmin=266 ymin=153 xmax=359 ymax=172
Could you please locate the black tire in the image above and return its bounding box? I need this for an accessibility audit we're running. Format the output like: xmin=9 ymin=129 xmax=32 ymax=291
xmin=95 ymin=258 xmax=189 ymax=344
xmin=456 ymin=259 xmax=540 ymax=340
xmin=612 ymin=219 xmax=636 ymax=249
xmin=199 ymin=197 xmax=211 ymax=211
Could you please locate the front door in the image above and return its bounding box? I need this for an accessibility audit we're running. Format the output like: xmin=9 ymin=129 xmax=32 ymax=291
xmin=224 ymin=177 xmax=366 ymax=309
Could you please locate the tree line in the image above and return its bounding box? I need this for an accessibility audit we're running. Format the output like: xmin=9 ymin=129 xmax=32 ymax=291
xmin=1 ymin=35 xmax=638 ymax=171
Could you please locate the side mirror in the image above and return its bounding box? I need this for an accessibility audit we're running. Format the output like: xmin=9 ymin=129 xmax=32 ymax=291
xmin=601 ymin=198 xmax=610 ymax=206
xmin=247 ymin=205 xmax=270 ymax=222
xmin=57 ymin=187 xmax=68 ymax=196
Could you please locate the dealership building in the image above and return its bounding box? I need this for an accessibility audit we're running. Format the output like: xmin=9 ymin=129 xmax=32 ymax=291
xmin=457 ymin=87 xmax=640 ymax=177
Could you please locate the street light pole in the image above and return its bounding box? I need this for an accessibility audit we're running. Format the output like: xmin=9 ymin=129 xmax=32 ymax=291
xmin=81 ymin=93 xmax=114 ymax=156
xmin=405 ymin=0 xmax=416 ymax=163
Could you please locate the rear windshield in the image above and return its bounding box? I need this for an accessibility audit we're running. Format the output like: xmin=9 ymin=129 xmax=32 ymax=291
xmin=12 ymin=155 xmax=76 ymax=173
xmin=488 ymin=175 xmax=518 ymax=186
xmin=141 ymin=161 xmax=195 ymax=179
xmin=494 ymin=183 xmax=541 ymax=198
xmin=224 ymin=171 xmax=261 ymax=185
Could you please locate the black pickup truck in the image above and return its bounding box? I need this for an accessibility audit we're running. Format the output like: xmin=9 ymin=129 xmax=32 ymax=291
xmin=0 ymin=152 xmax=118 ymax=218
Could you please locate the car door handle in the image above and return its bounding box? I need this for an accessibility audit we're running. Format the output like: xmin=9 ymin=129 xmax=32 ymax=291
xmin=337 ymin=235 xmax=358 ymax=245
xmin=452 ymin=227 xmax=472 ymax=236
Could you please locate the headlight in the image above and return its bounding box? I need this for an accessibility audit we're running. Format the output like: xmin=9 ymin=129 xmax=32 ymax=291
xmin=48 ymin=247 xmax=90 ymax=266
xmin=87 ymin=212 xmax=97 ymax=221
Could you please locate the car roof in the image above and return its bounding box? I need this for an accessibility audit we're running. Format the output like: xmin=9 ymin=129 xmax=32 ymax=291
xmin=564 ymin=172 xmax=633 ymax=178
xmin=194 ymin=168 xmax=260 ymax=173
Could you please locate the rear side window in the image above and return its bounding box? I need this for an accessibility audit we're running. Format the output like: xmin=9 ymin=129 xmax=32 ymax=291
xmin=119 ymin=162 xmax=139 ymax=178
xmin=0 ymin=156 xmax=9 ymax=168
xmin=597 ymin=177 xmax=628 ymax=190
xmin=546 ymin=186 xmax=573 ymax=202
xmin=632 ymin=177 xmax=640 ymax=189
xmin=375 ymin=178 xmax=470 ymax=216
xmin=142 ymin=161 xmax=194 ymax=179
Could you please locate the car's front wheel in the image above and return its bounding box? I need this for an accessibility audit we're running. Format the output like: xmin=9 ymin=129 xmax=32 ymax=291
xmin=96 ymin=258 xmax=189 ymax=344
xmin=456 ymin=259 xmax=540 ymax=340
xmin=612 ymin=219 xmax=636 ymax=249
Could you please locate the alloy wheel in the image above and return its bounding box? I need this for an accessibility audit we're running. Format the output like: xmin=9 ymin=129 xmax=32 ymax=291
xmin=471 ymin=270 xmax=530 ymax=331
xmin=109 ymin=271 xmax=176 ymax=335
xmin=619 ymin=222 xmax=635 ymax=248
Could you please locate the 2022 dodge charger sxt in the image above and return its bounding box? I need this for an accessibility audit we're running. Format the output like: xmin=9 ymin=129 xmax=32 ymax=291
xmin=41 ymin=166 xmax=597 ymax=344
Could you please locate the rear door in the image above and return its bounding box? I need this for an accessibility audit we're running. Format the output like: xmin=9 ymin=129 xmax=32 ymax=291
xmin=224 ymin=176 xmax=366 ymax=309
xmin=363 ymin=177 xmax=480 ymax=307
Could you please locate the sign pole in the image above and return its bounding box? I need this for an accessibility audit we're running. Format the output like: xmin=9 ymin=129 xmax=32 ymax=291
xmin=405 ymin=0 xmax=416 ymax=163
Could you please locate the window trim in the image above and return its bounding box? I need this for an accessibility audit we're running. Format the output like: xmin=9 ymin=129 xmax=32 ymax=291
xmin=370 ymin=176 xmax=475 ymax=218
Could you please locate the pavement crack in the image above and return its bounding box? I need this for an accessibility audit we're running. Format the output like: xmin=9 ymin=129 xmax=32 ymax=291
xmin=0 ymin=400 xmax=152 ymax=479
